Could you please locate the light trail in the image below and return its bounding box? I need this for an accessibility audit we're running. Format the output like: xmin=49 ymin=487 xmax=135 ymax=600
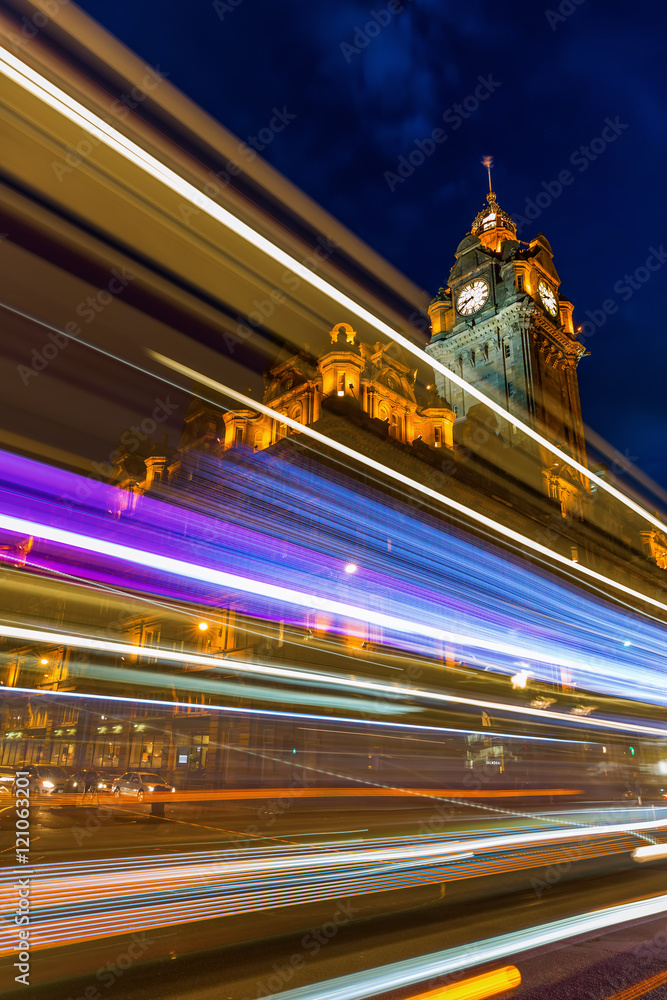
xmin=4 ymin=441 xmax=667 ymax=712
xmin=605 ymin=969 xmax=667 ymax=1000
xmin=6 ymin=624 xmax=667 ymax=739
xmin=5 ymin=296 xmax=663 ymax=642
xmin=0 ymin=44 xmax=664 ymax=542
xmin=408 ymin=966 xmax=522 ymax=999
xmin=0 ymin=823 xmax=659 ymax=957
xmin=2 ymin=509 xmax=605 ymax=665
xmin=150 ymin=353 xmax=667 ymax=624
xmin=256 ymin=893 xmax=667 ymax=1000
xmin=4 ymin=447 xmax=667 ymax=711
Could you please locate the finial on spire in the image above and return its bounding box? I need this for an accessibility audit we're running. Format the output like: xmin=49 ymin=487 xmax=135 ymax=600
xmin=481 ymin=155 xmax=494 ymax=194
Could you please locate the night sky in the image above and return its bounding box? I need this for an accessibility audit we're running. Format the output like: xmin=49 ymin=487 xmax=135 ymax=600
xmin=75 ymin=0 xmax=667 ymax=490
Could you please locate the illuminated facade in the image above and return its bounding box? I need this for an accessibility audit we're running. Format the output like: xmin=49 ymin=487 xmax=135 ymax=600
xmin=168 ymin=323 xmax=455 ymax=472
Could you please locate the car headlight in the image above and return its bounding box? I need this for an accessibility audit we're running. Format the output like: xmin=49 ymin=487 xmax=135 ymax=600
xmin=42 ymin=780 xmax=54 ymax=789
xmin=171 ymin=788 xmax=176 ymax=793
xmin=97 ymin=782 xmax=107 ymax=789
xmin=147 ymin=785 xmax=154 ymax=792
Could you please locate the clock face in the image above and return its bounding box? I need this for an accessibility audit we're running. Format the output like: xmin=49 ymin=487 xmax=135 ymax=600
xmin=538 ymin=280 xmax=558 ymax=317
xmin=456 ymin=279 xmax=489 ymax=316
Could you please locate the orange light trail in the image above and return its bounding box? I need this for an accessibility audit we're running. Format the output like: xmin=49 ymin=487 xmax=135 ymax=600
xmin=408 ymin=964 xmax=521 ymax=999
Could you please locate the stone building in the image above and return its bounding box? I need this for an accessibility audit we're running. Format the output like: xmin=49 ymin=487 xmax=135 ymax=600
xmin=3 ymin=188 xmax=666 ymax=782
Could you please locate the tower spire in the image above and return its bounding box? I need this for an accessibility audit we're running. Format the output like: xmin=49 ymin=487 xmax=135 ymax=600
xmin=481 ymin=155 xmax=494 ymax=195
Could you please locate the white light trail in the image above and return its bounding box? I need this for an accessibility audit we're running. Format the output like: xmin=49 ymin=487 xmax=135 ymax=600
xmin=633 ymin=845 xmax=667 ymax=862
xmin=0 ymin=44 xmax=664 ymax=539
xmin=4 ymin=622 xmax=667 ymax=738
xmin=151 ymin=354 xmax=667 ymax=620
xmin=261 ymin=894 xmax=667 ymax=1000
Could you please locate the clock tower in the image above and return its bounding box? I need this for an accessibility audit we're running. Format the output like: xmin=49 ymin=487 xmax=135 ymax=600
xmin=425 ymin=185 xmax=589 ymax=512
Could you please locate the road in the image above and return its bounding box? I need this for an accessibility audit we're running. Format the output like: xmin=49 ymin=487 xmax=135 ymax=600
xmin=2 ymin=795 xmax=667 ymax=997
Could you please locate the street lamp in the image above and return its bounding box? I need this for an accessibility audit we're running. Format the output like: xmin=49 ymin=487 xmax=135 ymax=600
xmin=197 ymin=622 xmax=208 ymax=631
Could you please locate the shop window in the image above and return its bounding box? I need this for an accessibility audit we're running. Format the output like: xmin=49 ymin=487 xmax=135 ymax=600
xmin=139 ymin=739 xmax=163 ymax=769
xmin=176 ymin=734 xmax=209 ymax=771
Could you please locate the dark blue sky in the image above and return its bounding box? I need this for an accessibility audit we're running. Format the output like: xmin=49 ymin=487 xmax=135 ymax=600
xmin=77 ymin=0 xmax=667 ymax=489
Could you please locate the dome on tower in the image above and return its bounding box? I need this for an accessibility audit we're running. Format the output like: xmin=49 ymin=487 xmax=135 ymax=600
xmin=454 ymin=233 xmax=482 ymax=257
xmin=471 ymin=191 xmax=517 ymax=240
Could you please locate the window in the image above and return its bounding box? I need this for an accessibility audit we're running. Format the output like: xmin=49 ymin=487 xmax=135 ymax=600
xmin=390 ymin=412 xmax=401 ymax=440
xmin=516 ymin=274 xmax=524 ymax=292
xmin=434 ymin=426 xmax=442 ymax=448
xmin=254 ymin=431 xmax=264 ymax=451
xmin=507 ymin=381 xmax=514 ymax=398
xmin=504 ymin=343 xmax=511 ymax=358
xmin=234 ymin=425 xmax=244 ymax=446
xmin=143 ymin=628 xmax=160 ymax=664
xmin=337 ymin=371 xmax=345 ymax=395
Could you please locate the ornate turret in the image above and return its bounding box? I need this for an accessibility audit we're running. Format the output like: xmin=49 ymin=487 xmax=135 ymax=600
xmin=471 ymin=157 xmax=518 ymax=251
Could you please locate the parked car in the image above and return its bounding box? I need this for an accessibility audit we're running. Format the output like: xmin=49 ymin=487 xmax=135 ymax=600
xmin=13 ymin=764 xmax=69 ymax=794
xmin=0 ymin=766 xmax=17 ymax=795
xmin=111 ymin=771 xmax=175 ymax=801
xmin=64 ymin=769 xmax=118 ymax=794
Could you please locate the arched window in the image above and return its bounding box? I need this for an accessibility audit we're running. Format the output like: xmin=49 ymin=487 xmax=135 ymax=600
xmin=390 ymin=412 xmax=402 ymax=441
xmin=378 ymin=403 xmax=390 ymax=422
xmin=254 ymin=431 xmax=264 ymax=451
xmin=290 ymin=403 xmax=302 ymax=423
